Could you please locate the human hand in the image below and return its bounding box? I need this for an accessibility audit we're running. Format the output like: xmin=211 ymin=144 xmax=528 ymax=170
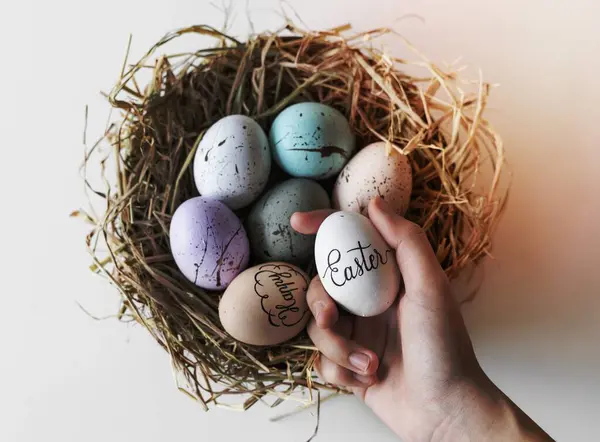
xmin=291 ymin=196 xmax=553 ymax=442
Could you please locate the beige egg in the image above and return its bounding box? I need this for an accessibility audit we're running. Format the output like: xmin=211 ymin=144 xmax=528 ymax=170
xmin=219 ymin=262 xmax=310 ymax=346
xmin=332 ymin=142 xmax=412 ymax=216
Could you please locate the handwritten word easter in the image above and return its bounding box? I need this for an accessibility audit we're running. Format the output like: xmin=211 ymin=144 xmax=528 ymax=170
xmin=322 ymin=241 xmax=394 ymax=287
xmin=254 ymin=264 xmax=308 ymax=328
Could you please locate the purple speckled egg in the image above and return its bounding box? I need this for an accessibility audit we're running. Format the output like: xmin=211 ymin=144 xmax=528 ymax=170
xmin=170 ymin=197 xmax=250 ymax=290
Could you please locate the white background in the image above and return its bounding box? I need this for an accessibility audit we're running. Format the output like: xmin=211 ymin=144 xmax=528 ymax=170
xmin=1 ymin=0 xmax=599 ymax=441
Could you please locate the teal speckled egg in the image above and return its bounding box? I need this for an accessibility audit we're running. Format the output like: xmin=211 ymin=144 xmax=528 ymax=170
xmin=246 ymin=178 xmax=331 ymax=263
xmin=269 ymin=103 xmax=355 ymax=179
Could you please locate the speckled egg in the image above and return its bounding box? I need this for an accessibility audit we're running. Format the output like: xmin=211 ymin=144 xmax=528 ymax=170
xmin=246 ymin=178 xmax=330 ymax=263
xmin=269 ymin=102 xmax=355 ymax=179
xmin=169 ymin=197 xmax=250 ymax=290
xmin=193 ymin=115 xmax=271 ymax=210
xmin=315 ymin=211 xmax=400 ymax=317
xmin=333 ymin=142 xmax=412 ymax=216
xmin=219 ymin=262 xmax=310 ymax=346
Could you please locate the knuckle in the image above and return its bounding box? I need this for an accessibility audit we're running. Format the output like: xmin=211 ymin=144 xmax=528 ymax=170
xmin=390 ymin=220 xmax=428 ymax=250
xmin=307 ymin=318 xmax=319 ymax=338
xmin=401 ymin=220 xmax=427 ymax=242
xmin=329 ymin=335 xmax=351 ymax=358
xmin=323 ymin=362 xmax=351 ymax=386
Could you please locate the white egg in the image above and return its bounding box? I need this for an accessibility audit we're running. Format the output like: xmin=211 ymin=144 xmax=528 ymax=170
xmin=314 ymin=212 xmax=400 ymax=317
xmin=193 ymin=115 xmax=271 ymax=210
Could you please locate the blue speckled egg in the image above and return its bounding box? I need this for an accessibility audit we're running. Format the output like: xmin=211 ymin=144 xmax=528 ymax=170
xmin=269 ymin=103 xmax=355 ymax=179
xmin=246 ymin=178 xmax=330 ymax=263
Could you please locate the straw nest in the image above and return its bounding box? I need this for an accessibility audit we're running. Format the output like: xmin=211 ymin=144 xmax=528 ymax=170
xmin=77 ymin=22 xmax=506 ymax=411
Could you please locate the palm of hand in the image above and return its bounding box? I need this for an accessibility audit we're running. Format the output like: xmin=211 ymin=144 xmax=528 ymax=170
xmin=316 ymin=289 xmax=475 ymax=441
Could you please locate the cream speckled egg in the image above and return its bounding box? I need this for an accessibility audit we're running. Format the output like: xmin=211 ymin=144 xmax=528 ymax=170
xmin=193 ymin=115 xmax=271 ymax=210
xmin=332 ymin=142 xmax=412 ymax=216
xmin=219 ymin=262 xmax=310 ymax=346
xmin=315 ymin=211 xmax=400 ymax=317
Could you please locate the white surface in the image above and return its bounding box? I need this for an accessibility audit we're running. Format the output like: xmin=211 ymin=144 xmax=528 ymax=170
xmin=1 ymin=0 xmax=599 ymax=441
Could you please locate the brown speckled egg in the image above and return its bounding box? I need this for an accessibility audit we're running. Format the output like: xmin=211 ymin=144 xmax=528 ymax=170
xmin=332 ymin=142 xmax=412 ymax=216
xmin=219 ymin=262 xmax=310 ymax=346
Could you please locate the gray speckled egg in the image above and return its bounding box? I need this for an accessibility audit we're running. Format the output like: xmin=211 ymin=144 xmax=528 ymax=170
xmin=193 ymin=115 xmax=271 ymax=210
xmin=246 ymin=178 xmax=330 ymax=263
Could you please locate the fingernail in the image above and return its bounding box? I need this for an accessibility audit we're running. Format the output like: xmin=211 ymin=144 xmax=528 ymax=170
xmin=349 ymin=352 xmax=371 ymax=373
xmin=353 ymin=373 xmax=374 ymax=386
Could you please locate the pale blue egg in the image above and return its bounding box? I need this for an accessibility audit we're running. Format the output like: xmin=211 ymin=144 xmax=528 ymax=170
xmin=269 ymin=103 xmax=355 ymax=179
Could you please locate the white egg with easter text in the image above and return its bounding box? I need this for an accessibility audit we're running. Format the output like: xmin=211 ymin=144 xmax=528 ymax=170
xmin=314 ymin=212 xmax=401 ymax=317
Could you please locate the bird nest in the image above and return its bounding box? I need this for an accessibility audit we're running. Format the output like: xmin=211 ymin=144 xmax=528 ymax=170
xmin=78 ymin=22 xmax=506 ymax=411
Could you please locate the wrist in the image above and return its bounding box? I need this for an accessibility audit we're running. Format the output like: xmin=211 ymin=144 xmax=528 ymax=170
xmin=432 ymin=378 xmax=550 ymax=442
xmin=430 ymin=379 xmax=505 ymax=442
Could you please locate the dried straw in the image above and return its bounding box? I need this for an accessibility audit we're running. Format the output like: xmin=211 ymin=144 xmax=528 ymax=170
xmin=76 ymin=21 xmax=507 ymax=410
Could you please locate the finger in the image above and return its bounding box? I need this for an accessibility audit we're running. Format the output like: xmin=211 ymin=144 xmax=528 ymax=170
xmin=290 ymin=209 xmax=336 ymax=235
xmin=315 ymin=354 xmax=377 ymax=388
xmin=307 ymin=277 xmax=339 ymax=329
xmin=352 ymin=314 xmax=389 ymax=363
xmin=308 ymin=317 xmax=379 ymax=376
xmin=368 ymin=196 xmax=449 ymax=304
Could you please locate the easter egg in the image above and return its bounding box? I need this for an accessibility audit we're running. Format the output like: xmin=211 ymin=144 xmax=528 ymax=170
xmin=193 ymin=115 xmax=271 ymax=210
xmin=219 ymin=262 xmax=310 ymax=346
xmin=269 ymin=102 xmax=355 ymax=179
xmin=333 ymin=142 xmax=412 ymax=216
xmin=314 ymin=212 xmax=400 ymax=317
xmin=246 ymin=178 xmax=330 ymax=263
xmin=169 ymin=197 xmax=250 ymax=290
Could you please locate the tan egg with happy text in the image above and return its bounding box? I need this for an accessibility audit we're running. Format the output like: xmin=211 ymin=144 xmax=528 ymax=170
xmin=332 ymin=142 xmax=412 ymax=216
xmin=218 ymin=262 xmax=310 ymax=346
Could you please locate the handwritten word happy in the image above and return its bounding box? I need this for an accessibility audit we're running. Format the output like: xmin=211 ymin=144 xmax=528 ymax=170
xmin=254 ymin=264 xmax=308 ymax=328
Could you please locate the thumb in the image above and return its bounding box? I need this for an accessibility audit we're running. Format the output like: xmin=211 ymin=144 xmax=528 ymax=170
xmin=367 ymin=197 xmax=449 ymax=308
xmin=369 ymin=197 xmax=476 ymax=374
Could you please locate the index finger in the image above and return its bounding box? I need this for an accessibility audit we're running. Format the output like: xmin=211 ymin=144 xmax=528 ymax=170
xmin=306 ymin=276 xmax=339 ymax=329
xmin=290 ymin=209 xmax=336 ymax=235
